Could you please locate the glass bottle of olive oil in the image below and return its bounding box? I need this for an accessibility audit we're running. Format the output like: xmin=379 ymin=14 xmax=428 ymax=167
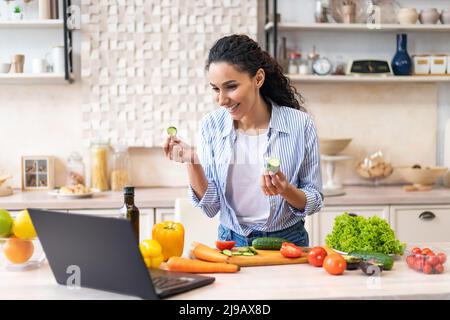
xmin=120 ymin=186 xmax=140 ymax=241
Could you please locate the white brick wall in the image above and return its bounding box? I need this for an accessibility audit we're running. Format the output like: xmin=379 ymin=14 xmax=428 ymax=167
xmin=81 ymin=0 xmax=258 ymax=147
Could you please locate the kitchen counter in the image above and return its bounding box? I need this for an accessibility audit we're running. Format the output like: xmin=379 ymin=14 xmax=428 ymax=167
xmin=0 ymin=187 xmax=189 ymax=210
xmin=1 ymin=242 xmax=449 ymax=300
xmin=1 ymin=185 xmax=450 ymax=211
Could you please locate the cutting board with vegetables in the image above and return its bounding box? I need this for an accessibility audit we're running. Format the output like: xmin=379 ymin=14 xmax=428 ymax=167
xmin=228 ymin=249 xmax=309 ymax=267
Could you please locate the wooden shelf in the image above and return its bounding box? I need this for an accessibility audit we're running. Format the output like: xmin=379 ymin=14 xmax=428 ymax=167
xmin=0 ymin=73 xmax=74 ymax=84
xmin=0 ymin=20 xmax=63 ymax=29
xmin=265 ymin=22 xmax=450 ymax=33
xmin=287 ymin=74 xmax=450 ymax=83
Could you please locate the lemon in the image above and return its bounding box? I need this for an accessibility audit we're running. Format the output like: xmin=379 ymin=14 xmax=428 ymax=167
xmin=0 ymin=208 xmax=13 ymax=237
xmin=12 ymin=210 xmax=37 ymax=240
xmin=139 ymin=239 xmax=162 ymax=257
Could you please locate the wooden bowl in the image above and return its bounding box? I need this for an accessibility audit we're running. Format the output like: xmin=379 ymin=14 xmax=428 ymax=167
xmin=396 ymin=166 xmax=448 ymax=186
xmin=319 ymin=138 xmax=352 ymax=155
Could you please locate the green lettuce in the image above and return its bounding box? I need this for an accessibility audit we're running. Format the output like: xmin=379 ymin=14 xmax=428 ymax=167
xmin=325 ymin=212 xmax=406 ymax=255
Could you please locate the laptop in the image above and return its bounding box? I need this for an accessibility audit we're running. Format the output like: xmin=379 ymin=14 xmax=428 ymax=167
xmin=28 ymin=208 xmax=215 ymax=299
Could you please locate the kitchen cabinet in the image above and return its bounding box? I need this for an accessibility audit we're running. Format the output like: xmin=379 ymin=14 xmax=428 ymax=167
xmin=390 ymin=205 xmax=450 ymax=243
xmin=310 ymin=205 xmax=390 ymax=246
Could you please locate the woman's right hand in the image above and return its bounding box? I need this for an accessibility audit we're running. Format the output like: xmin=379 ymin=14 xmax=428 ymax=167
xmin=163 ymin=136 xmax=198 ymax=164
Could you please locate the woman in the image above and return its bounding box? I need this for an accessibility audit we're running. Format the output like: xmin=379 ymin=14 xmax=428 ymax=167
xmin=164 ymin=34 xmax=323 ymax=247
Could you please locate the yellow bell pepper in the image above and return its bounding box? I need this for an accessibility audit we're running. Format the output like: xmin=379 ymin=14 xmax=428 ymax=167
xmin=139 ymin=239 xmax=164 ymax=269
xmin=152 ymin=221 xmax=184 ymax=261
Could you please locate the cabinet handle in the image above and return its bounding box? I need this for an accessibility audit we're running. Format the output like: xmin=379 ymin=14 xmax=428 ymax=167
xmin=348 ymin=212 xmax=358 ymax=217
xmin=419 ymin=211 xmax=436 ymax=221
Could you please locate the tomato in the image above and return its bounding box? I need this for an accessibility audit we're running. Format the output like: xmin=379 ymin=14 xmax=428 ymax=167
xmin=422 ymin=248 xmax=433 ymax=255
xmin=323 ymin=254 xmax=346 ymax=275
xmin=411 ymin=247 xmax=422 ymax=255
xmin=434 ymin=264 xmax=444 ymax=274
xmin=437 ymin=252 xmax=447 ymax=264
xmin=215 ymin=241 xmax=236 ymax=251
xmin=423 ymin=264 xmax=433 ymax=274
xmin=426 ymin=255 xmax=440 ymax=267
xmin=308 ymin=247 xmax=328 ymax=267
xmin=280 ymin=242 xmax=303 ymax=258
xmin=406 ymin=255 xmax=415 ymax=268
xmin=414 ymin=258 xmax=425 ymax=272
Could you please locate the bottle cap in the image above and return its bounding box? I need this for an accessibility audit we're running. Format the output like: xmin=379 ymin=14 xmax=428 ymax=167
xmin=123 ymin=186 xmax=135 ymax=195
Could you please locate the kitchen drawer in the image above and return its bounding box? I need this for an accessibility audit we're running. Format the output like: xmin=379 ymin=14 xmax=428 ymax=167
xmin=390 ymin=205 xmax=450 ymax=243
xmin=312 ymin=206 xmax=390 ymax=246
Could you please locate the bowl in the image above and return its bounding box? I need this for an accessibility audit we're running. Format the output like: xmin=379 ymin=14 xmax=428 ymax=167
xmin=419 ymin=8 xmax=440 ymax=24
xmin=0 ymin=63 xmax=11 ymax=74
xmin=0 ymin=237 xmax=46 ymax=271
xmin=356 ymin=150 xmax=393 ymax=185
xmin=319 ymin=138 xmax=352 ymax=155
xmin=397 ymin=8 xmax=419 ymax=24
xmin=396 ymin=166 xmax=448 ymax=186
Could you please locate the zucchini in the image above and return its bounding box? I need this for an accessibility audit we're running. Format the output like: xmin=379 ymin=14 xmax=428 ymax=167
xmin=266 ymin=157 xmax=280 ymax=174
xmin=349 ymin=250 xmax=394 ymax=270
xmin=167 ymin=126 xmax=177 ymax=136
xmin=252 ymin=237 xmax=289 ymax=250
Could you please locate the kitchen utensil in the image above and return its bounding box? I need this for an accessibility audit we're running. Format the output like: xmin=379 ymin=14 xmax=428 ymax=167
xmin=330 ymin=0 xmax=370 ymax=23
xmin=0 ymin=63 xmax=11 ymax=73
xmin=319 ymin=138 xmax=352 ymax=155
xmin=397 ymin=8 xmax=418 ymax=24
xmin=45 ymin=46 xmax=65 ymax=74
xmin=227 ymin=249 xmax=309 ymax=267
xmin=419 ymin=8 xmax=440 ymax=24
xmin=441 ymin=9 xmax=450 ymax=24
xmin=11 ymin=54 xmax=25 ymax=73
xmin=372 ymin=0 xmax=400 ymax=24
xmin=322 ymin=155 xmax=352 ymax=197
xmin=31 ymin=58 xmax=47 ymax=74
xmin=347 ymin=59 xmax=392 ymax=75
xmin=342 ymin=2 xmax=356 ymax=23
xmin=396 ymin=166 xmax=448 ymax=187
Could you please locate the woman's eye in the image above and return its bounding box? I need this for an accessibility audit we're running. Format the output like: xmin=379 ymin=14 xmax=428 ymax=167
xmin=226 ymin=85 xmax=237 ymax=90
xmin=211 ymin=87 xmax=219 ymax=92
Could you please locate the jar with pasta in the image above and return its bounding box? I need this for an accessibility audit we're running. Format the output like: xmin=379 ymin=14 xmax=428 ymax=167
xmin=90 ymin=140 xmax=110 ymax=191
xmin=111 ymin=144 xmax=130 ymax=192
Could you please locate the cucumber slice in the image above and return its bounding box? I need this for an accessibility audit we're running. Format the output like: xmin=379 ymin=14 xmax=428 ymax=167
xmin=231 ymin=251 xmax=243 ymax=256
xmin=242 ymin=252 xmax=255 ymax=256
xmin=167 ymin=126 xmax=177 ymax=136
xmin=222 ymin=250 xmax=232 ymax=256
xmin=267 ymin=157 xmax=280 ymax=173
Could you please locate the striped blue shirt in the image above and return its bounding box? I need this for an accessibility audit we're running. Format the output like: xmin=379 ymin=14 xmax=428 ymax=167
xmin=188 ymin=100 xmax=323 ymax=236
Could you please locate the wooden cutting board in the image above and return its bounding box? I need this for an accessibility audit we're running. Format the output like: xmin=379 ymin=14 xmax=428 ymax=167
xmin=227 ymin=249 xmax=309 ymax=267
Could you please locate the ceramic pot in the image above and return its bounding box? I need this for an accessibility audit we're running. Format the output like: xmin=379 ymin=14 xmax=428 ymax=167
xmin=392 ymin=34 xmax=412 ymax=76
xmin=397 ymin=8 xmax=418 ymax=24
xmin=441 ymin=9 xmax=450 ymax=24
xmin=419 ymin=8 xmax=440 ymax=24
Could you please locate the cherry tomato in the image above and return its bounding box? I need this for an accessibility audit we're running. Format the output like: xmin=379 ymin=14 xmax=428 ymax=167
xmin=423 ymin=264 xmax=433 ymax=274
xmin=406 ymin=255 xmax=415 ymax=268
xmin=414 ymin=253 xmax=425 ymax=264
xmin=422 ymin=248 xmax=433 ymax=255
xmin=437 ymin=252 xmax=447 ymax=264
xmin=426 ymin=255 xmax=440 ymax=267
xmin=414 ymin=258 xmax=425 ymax=272
xmin=411 ymin=247 xmax=422 ymax=255
xmin=323 ymin=254 xmax=346 ymax=275
xmin=280 ymin=242 xmax=303 ymax=258
xmin=215 ymin=241 xmax=236 ymax=251
xmin=307 ymin=247 xmax=328 ymax=267
xmin=434 ymin=264 xmax=444 ymax=274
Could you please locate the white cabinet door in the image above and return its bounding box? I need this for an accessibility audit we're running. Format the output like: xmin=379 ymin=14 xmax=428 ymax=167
xmin=155 ymin=208 xmax=175 ymax=223
xmin=390 ymin=205 xmax=450 ymax=243
xmin=312 ymin=206 xmax=390 ymax=246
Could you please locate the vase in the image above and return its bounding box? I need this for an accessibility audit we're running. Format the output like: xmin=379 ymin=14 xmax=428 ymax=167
xmin=392 ymin=34 xmax=412 ymax=76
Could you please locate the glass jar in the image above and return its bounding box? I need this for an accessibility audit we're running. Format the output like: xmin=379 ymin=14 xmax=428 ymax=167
xmin=288 ymin=52 xmax=301 ymax=75
xmin=111 ymin=145 xmax=130 ymax=192
xmin=90 ymin=140 xmax=110 ymax=191
xmin=67 ymin=152 xmax=85 ymax=186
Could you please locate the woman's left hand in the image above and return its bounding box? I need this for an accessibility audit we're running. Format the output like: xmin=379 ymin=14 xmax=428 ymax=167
xmin=260 ymin=170 xmax=291 ymax=196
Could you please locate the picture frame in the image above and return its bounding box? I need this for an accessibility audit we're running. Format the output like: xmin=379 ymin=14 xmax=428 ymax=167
xmin=21 ymin=156 xmax=55 ymax=191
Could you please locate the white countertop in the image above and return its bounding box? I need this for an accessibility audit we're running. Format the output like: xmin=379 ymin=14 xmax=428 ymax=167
xmin=1 ymin=186 xmax=450 ymax=212
xmin=1 ymin=243 xmax=449 ymax=300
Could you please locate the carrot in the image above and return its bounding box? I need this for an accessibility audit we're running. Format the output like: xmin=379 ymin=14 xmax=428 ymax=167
xmin=166 ymin=257 xmax=240 ymax=273
xmin=323 ymin=245 xmax=341 ymax=256
xmin=191 ymin=241 xmax=229 ymax=263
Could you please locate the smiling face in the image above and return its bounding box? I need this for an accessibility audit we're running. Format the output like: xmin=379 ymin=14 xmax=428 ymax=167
xmin=208 ymin=62 xmax=265 ymax=122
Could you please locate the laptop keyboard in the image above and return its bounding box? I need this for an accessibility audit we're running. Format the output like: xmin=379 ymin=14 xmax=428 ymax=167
xmin=152 ymin=275 xmax=195 ymax=290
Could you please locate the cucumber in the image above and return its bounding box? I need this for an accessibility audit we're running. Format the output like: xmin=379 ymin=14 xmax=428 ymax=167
xmin=252 ymin=237 xmax=289 ymax=250
xmin=167 ymin=126 xmax=177 ymax=136
xmin=266 ymin=157 xmax=280 ymax=174
xmin=349 ymin=250 xmax=394 ymax=270
xmin=222 ymin=250 xmax=232 ymax=256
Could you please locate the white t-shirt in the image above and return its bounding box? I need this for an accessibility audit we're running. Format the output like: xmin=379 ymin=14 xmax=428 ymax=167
xmin=225 ymin=129 xmax=270 ymax=225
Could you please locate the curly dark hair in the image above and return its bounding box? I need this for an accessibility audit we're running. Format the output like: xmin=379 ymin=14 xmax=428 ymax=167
xmin=206 ymin=34 xmax=306 ymax=112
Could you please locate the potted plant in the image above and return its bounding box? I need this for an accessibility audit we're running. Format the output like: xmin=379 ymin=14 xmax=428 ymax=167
xmin=11 ymin=6 xmax=23 ymax=21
